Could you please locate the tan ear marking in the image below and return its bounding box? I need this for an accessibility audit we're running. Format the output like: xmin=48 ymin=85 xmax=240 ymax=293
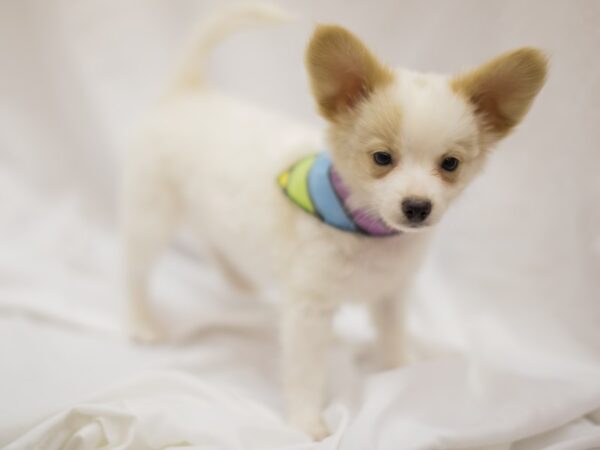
xmin=305 ymin=25 xmax=394 ymax=121
xmin=451 ymin=47 xmax=548 ymax=139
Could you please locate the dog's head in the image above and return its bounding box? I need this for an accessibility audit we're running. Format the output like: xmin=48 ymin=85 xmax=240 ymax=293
xmin=305 ymin=25 xmax=547 ymax=232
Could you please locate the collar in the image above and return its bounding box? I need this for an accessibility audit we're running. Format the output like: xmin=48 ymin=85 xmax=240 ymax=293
xmin=277 ymin=152 xmax=399 ymax=237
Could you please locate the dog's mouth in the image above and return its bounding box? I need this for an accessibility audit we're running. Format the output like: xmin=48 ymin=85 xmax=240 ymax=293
xmin=382 ymin=215 xmax=433 ymax=233
xmin=396 ymin=222 xmax=432 ymax=233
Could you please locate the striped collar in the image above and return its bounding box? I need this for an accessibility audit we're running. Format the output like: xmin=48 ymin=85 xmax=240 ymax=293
xmin=277 ymin=152 xmax=399 ymax=237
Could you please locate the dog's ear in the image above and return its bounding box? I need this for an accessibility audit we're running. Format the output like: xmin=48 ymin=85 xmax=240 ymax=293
xmin=452 ymin=48 xmax=548 ymax=142
xmin=306 ymin=25 xmax=394 ymax=121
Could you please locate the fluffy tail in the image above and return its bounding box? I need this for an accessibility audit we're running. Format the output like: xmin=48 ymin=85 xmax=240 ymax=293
xmin=170 ymin=3 xmax=292 ymax=92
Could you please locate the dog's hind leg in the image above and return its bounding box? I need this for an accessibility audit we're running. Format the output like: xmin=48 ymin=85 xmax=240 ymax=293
xmin=121 ymin=164 xmax=180 ymax=343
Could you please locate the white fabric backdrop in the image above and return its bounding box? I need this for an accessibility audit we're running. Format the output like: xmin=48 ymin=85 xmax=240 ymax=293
xmin=1 ymin=1 xmax=599 ymax=449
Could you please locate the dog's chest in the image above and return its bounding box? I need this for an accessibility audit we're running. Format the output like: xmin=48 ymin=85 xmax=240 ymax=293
xmin=299 ymin=233 xmax=430 ymax=303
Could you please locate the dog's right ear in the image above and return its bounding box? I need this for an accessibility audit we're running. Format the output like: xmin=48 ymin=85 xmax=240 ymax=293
xmin=305 ymin=25 xmax=394 ymax=121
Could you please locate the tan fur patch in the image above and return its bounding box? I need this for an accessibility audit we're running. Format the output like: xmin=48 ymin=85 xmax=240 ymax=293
xmin=327 ymin=87 xmax=403 ymax=183
xmin=434 ymin=165 xmax=460 ymax=184
xmin=305 ymin=25 xmax=394 ymax=121
xmin=451 ymin=47 xmax=548 ymax=139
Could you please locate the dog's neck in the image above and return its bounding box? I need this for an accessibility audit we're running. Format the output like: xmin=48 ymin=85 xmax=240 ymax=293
xmin=278 ymin=152 xmax=399 ymax=237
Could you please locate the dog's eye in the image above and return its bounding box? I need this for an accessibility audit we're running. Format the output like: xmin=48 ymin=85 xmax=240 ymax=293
xmin=373 ymin=151 xmax=392 ymax=166
xmin=440 ymin=156 xmax=460 ymax=172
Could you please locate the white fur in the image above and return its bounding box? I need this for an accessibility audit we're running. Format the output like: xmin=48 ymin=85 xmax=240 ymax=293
xmin=122 ymin=4 xmax=543 ymax=440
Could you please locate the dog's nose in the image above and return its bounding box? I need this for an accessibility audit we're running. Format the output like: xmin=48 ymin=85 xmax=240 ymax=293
xmin=401 ymin=197 xmax=432 ymax=224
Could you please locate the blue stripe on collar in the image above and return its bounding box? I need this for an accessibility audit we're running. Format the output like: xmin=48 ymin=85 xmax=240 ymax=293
xmin=307 ymin=152 xmax=357 ymax=232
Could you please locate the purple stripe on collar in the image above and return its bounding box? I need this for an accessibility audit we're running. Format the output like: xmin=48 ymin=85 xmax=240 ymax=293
xmin=329 ymin=167 xmax=399 ymax=237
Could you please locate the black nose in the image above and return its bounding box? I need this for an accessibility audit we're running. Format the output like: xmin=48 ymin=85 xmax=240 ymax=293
xmin=402 ymin=197 xmax=432 ymax=224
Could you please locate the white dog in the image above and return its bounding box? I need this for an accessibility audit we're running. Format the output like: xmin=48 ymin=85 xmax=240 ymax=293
xmin=122 ymin=4 xmax=547 ymax=439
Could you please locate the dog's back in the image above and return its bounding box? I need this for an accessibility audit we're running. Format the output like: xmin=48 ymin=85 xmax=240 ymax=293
xmin=121 ymin=4 xmax=327 ymax=332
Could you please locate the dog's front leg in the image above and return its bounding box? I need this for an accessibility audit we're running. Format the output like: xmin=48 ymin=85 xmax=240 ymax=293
xmin=281 ymin=294 xmax=334 ymax=440
xmin=370 ymin=295 xmax=406 ymax=369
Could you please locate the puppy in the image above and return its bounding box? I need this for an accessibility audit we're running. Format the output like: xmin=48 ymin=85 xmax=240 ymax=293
xmin=122 ymin=4 xmax=547 ymax=439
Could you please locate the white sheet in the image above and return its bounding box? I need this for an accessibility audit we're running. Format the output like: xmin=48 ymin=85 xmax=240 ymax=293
xmin=1 ymin=1 xmax=599 ymax=449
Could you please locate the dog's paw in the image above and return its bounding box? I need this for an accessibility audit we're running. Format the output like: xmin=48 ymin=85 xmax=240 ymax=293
xmin=290 ymin=413 xmax=330 ymax=441
xmin=128 ymin=315 xmax=165 ymax=344
xmin=307 ymin=420 xmax=330 ymax=441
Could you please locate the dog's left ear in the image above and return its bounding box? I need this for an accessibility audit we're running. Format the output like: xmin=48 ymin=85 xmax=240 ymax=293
xmin=452 ymin=48 xmax=548 ymax=142
xmin=306 ymin=25 xmax=394 ymax=121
